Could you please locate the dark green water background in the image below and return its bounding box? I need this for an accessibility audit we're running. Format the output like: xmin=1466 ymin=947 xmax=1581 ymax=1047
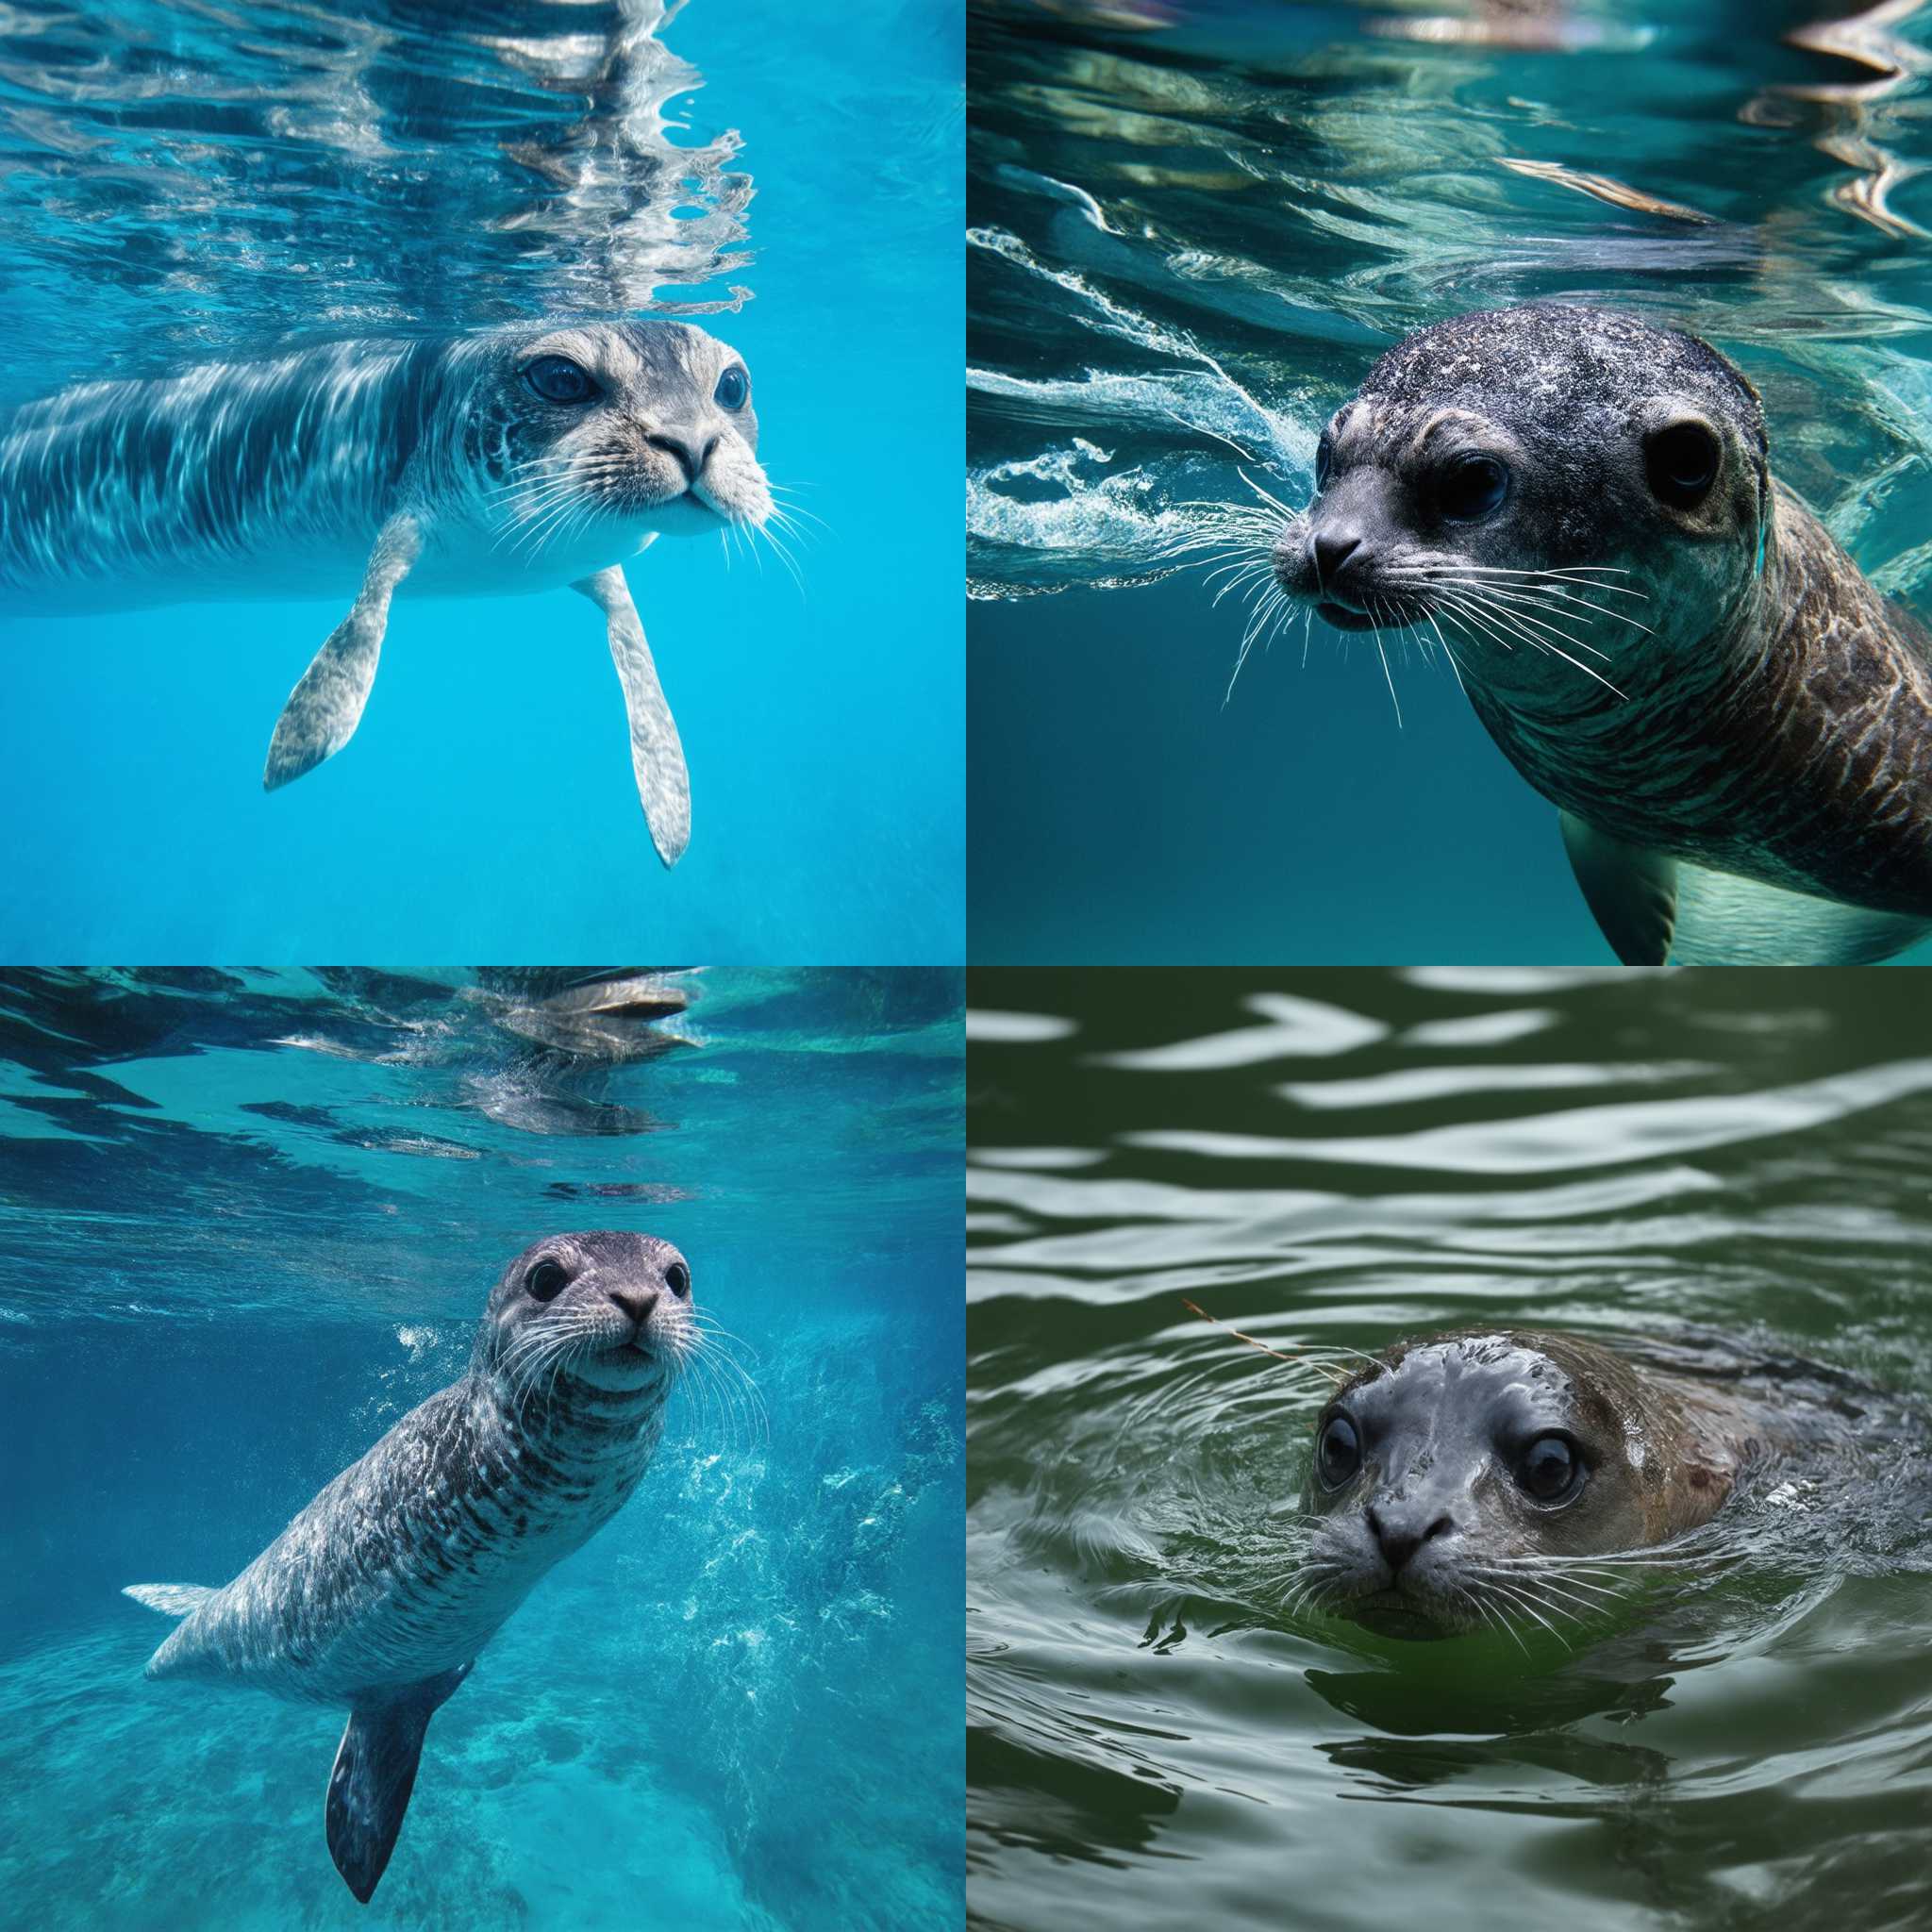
xmin=968 ymin=968 xmax=1932 ymax=1930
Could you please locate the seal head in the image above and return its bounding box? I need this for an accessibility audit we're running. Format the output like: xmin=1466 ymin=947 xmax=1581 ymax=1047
xmin=1274 ymin=302 xmax=1769 ymax=680
xmin=1302 ymin=1329 xmax=1735 ymax=1637
xmin=447 ymin=320 xmax=771 ymax=557
xmin=474 ymin=1227 xmax=695 ymax=1399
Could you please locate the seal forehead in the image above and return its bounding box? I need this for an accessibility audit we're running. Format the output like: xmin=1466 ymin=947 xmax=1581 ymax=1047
xmin=1357 ymin=302 xmax=1764 ymax=458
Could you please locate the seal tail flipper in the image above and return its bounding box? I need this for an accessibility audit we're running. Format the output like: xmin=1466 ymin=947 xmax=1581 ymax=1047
xmin=122 ymin=1583 xmax=216 ymax=1618
xmin=1559 ymin=808 xmax=1932 ymax=964
xmin=1557 ymin=811 xmax=1679 ymax=965
xmin=264 ymin=512 xmax=424 ymax=791
xmin=325 ymin=1663 xmax=472 ymax=1906
xmin=575 ymin=564 xmax=691 ymax=867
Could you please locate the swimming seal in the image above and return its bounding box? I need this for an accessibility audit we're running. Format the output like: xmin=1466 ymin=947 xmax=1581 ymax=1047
xmin=1297 ymin=1327 xmax=1875 ymax=1639
xmin=123 ymin=1230 xmax=692 ymax=1902
xmin=1271 ymin=302 xmax=1932 ymax=963
xmin=0 ymin=322 xmax=775 ymax=865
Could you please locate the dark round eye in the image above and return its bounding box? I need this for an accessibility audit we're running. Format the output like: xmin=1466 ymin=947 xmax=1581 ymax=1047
xmin=1439 ymin=452 xmax=1509 ymax=522
xmin=525 ymin=1258 xmax=569 ymax=1303
xmin=1645 ymin=421 xmax=1721 ymax=509
xmin=1517 ymin=1434 xmax=1579 ymax=1503
xmin=1316 ymin=1412 xmax=1360 ymax=1489
xmin=713 ymin=365 xmax=749 ymax=411
xmin=524 ymin=356 xmax=595 ymax=406
xmin=1314 ymin=429 xmax=1334 ymax=491
xmin=665 ymin=1261 xmax=691 ymax=1299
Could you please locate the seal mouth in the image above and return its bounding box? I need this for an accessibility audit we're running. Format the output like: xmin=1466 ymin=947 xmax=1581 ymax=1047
xmin=1317 ymin=595 xmax=1426 ymax=633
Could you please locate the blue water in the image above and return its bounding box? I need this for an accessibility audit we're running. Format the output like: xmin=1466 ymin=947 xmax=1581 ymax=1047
xmin=0 ymin=2 xmax=963 ymax=964
xmin=967 ymin=0 xmax=1932 ymax=965
xmin=0 ymin=968 xmax=963 ymax=1928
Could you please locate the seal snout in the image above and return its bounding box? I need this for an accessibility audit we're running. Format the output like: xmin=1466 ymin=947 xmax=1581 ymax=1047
xmin=608 ymin=1284 xmax=659 ymax=1333
xmin=644 ymin=429 xmax=719 ymax=487
xmin=1367 ymin=1503 xmax=1456 ymax=1575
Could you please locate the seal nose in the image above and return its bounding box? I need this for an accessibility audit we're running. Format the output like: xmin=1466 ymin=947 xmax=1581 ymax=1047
xmin=1311 ymin=530 xmax=1363 ymax=592
xmin=1367 ymin=1507 xmax=1454 ymax=1574
xmin=608 ymin=1286 xmax=658 ymax=1327
xmin=644 ymin=431 xmax=719 ymax=485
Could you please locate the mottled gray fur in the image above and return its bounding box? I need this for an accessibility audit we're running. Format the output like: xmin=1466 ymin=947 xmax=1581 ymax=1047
xmin=1273 ymin=302 xmax=1932 ymax=964
xmin=125 ymin=1229 xmax=691 ymax=1901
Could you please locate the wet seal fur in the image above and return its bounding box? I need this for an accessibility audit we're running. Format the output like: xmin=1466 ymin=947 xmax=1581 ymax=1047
xmin=1299 ymin=1327 xmax=1877 ymax=1638
xmin=0 ymin=323 xmax=774 ymax=865
xmin=1272 ymin=302 xmax=1932 ymax=964
xmin=124 ymin=1230 xmax=692 ymax=1903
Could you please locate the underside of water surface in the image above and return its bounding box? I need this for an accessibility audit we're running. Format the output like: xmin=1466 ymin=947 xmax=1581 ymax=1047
xmin=0 ymin=967 xmax=965 ymax=1930
xmin=967 ymin=966 xmax=1932 ymax=1931
xmin=967 ymin=0 xmax=1932 ymax=966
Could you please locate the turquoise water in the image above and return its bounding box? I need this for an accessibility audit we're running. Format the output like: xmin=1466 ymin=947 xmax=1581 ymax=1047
xmin=967 ymin=967 xmax=1932 ymax=1930
xmin=0 ymin=968 xmax=963 ymax=1928
xmin=968 ymin=0 xmax=1932 ymax=964
xmin=0 ymin=2 xmax=963 ymax=964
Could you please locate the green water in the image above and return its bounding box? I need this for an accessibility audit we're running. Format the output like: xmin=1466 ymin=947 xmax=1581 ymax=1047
xmin=967 ymin=968 xmax=1932 ymax=1930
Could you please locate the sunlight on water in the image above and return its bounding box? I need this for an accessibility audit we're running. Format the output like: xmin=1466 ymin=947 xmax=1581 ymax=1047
xmin=0 ymin=968 xmax=963 ymax=1931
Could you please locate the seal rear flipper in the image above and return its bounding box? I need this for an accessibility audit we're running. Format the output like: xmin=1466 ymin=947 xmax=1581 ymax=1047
xmin=1557 ymin=812 xmax=1679 ymax=965
xmin=264 ymin=512 xmax=424 ymax=791
xmin=325 ymin=1663 xmax=471 ymax=1905
xmin=575 ymin=565 xmax=691 ymax=867
xmin=122 ymin=1583 xmax=216 ymax=1618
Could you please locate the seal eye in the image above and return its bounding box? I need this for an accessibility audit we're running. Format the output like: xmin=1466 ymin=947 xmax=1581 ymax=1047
xmin=1645 ymin=421 xmax=1721 ymax=509
xmin=1316 ymin=1412 xmax=1360 ymax=1489
xmin=1439 ymin=453 xmax=1509 ymax=523
xmin=713 ymin=365 xmax=749 ymax=412
xmin=1516 ymin=1433 xmax=1580 ymax=1503
xmin=524 ymin=356 xmax=596 ymax=406
xmin=666 ymin=1261 xmax=691 ymax=1299
xmin=525 ymin=1258 xmax=570 ymax=1303
xmin=1314 ymin=430 xmax=1334 ymax=492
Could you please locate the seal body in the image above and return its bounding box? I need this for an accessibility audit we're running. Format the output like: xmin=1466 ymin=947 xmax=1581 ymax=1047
xmin=1272 ymin=302 xmax=1932 ymax=963
xmin=125 ymin=1229 xmax=694 ymax=1902
xmin=0 ymin=322 xmax=774 ymax=863
xmin=1298 ymin=1327 xmax=1881 ymax=1638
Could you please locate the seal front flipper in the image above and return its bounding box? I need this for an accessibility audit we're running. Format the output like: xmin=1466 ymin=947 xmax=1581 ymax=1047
xmin=1557 ymin=812 xmax=1679 ymax=965
xmin=122 ymin=1582 xmax=215 ymax=1618
xmin=575 ymin=564 xmax=691 ymax=867
xmin=264 ymin=512 xmax=424 ymax=791
xmin=325 ymin=1662 xmax=471 ymax=1905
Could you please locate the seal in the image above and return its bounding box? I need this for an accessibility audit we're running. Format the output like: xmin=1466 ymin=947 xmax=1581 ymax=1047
xmin=123 ymin=1229 xmax=693 ymax=1902
xmin=1271 ymin=302 xmax=1932 ymax=963
xmin=1296 ymin=1326 xmax=1883 ymax=1639
xmin=0 ymin=322 xmax=777 ymax=865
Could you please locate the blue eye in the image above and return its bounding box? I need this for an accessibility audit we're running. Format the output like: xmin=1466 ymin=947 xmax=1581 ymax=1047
xmin=1440 ymin=453 xmax=1508 ymax=522
xmin=713 ymin=365 xmax=749 ymax=412
xmin=525 ymin=356 xmax=595 ymax=406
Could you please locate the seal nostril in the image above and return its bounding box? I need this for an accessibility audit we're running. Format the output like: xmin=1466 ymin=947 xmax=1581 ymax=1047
xmin=644 ymin=432 xmax=699 ymax=484
xmin=1311 ymin=531 xmax=1362 ymax=591
xmin=1368 ymin=1506 xmax=1451 ymax=1574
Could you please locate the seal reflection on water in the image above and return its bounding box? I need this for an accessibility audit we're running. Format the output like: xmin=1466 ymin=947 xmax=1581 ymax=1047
xmin=1270 ymin=302 xmax=1932 ymax=963
xmin=124 ymin=1231 xmax=691 ymax=1903
xmin=0 ymin=321 xmax=787 ymax=865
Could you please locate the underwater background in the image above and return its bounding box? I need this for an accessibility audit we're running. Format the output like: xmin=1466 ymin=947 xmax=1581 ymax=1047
xmin=0 ymin=967 xmax=963 ymax=1930
xmin=967 ymin=967 xmax=1932 ymax=1929
xmin=0 ymin=0 xmax=962 ymax=965
xmin=968 ymin=0 xmax=1932 ymax=965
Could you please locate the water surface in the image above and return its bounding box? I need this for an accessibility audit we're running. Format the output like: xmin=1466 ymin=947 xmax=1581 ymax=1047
xmin=0 ymin=1 xmax=963 ymax=963
xmin=968 ymin=967 xmax=1932 ymax=1929
xmin=968 ymin=0 xmax=1932 ymax=963
xmin=0 ymin=966 xmax=964 ymax=1930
